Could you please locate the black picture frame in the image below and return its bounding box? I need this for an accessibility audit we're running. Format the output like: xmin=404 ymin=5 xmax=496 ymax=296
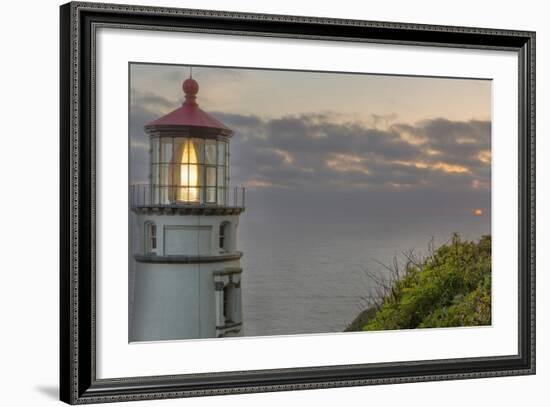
xmin=60 ymin=1 xmax=536 ymax=404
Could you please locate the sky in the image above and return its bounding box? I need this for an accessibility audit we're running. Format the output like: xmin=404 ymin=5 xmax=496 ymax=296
xmin=129 ymin=63 xmax=491 ymax=229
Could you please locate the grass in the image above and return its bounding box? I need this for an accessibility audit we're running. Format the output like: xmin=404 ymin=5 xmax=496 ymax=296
xmin=345 ymin=234 xmax=491 ymax=332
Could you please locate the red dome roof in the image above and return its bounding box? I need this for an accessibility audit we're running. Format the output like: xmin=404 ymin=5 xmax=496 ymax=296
xmin=145 ymin=78 xmax=232 ymax=135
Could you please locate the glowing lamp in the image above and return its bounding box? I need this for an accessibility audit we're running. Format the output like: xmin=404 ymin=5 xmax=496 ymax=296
xmin=177 ymin=139 xmax=199 ymax=202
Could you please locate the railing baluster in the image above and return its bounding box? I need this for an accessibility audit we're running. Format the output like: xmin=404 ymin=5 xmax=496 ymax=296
xmin=130 ymin=184 xmax=246 ymax=209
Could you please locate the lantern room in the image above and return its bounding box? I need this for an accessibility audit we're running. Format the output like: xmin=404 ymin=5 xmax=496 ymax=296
xmin=143 ymin=77 xmax=233 ymax=206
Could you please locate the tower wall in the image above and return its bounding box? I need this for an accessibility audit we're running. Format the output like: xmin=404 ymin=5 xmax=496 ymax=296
xmin=132 ymin=259 xmax=241 ymax=341
xmin=131 ymin=212 xmax=243 ymax=341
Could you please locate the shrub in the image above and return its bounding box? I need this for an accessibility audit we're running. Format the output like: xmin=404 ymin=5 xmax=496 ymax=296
xmin=345 ymin=234 xmax=491 ymax=332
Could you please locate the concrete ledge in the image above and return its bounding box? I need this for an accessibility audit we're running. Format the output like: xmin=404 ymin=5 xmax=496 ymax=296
xmin=131 ymin=205 xmax=245 ymax=216
xmin=213 ymin=267 xmax=243 ymax=276
xmin=134 ymin=251 xmax=243 ymax=264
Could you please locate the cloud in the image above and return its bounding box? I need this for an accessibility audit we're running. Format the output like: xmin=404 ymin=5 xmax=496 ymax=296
xmin=129 ymin=103 xmax=157 ymax=183
xmin=212 ymin=112 xmax=491 ymax=195
xmin=130 ymin=88 xmax=177 ymax=115
xmin=129 ymin=99 xmax=491 ymax=220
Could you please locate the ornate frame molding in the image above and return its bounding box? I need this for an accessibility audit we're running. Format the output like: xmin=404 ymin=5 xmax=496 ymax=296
xmin=60 ymin=2 xmax=535 ymax=404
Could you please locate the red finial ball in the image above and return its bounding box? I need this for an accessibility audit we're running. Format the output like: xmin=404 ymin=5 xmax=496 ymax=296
xmin=182 ymin=78 xmax=199 ymax=96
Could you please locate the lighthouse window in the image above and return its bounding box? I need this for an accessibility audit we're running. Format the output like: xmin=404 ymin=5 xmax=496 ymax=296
xmin=219 ymin=222 xmax=230 ymax=251
xmin=150 ymin=224 xmax=157 ymax=249
xmin=223 ymin=283 xmax=236 ymax=324
xmin=144 ymin=222 xmax=157 ymax=253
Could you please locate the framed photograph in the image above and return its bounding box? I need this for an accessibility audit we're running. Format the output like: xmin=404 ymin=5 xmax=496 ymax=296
xmin=60 ymin=1 xmax=535 ymax=404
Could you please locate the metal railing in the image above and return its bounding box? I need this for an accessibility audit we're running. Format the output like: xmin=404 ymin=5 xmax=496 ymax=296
xmin=130 ymin=184 xmax=245 ymax=209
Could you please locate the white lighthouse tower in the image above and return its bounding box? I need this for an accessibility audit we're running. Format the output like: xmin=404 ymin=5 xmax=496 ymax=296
xmin=130 ymin=76 xmax=245 ymax=341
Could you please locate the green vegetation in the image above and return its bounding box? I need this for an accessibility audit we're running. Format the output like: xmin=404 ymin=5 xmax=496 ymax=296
xmin=345 ymin=234 xmax=491 ymax=332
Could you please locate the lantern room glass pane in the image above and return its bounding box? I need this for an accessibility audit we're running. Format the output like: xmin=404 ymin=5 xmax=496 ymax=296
xmin=206 ymin=166 xmax=216 ymax=203
xmin=159 ymin=164 xmax=171 ymax=204
xmin=176 ymin=137 xmax=191 ymax=163
xmin=218 ymin=142 xmax=226 ymax=165
xmin=193 ymin=138 xmax=205 ymax=163
xmin=226 ymin=161 xmax=230 ymax=187
xmin=151 ymin=164 xmax=160 ymax=185
xmin=206 ymin=166 xmax=216 ymax=187
xmin=217 ymin=166 xmax=225 ymax=205
xmin=160 ymin=138 xmax=172 ymax=163
xmin=159 ymin=164 xmax=171 ymax=186
xmin=151 ymin=163 xmax=160 ymax=204
xmin=205 ymin=140 xmax=216 ymax=164
xmin=217 ymin=167 xmax=225 ymax=188
xmin=206 ymin=187 xmax=216 ymax=203
xmin=175 ymin=164 xmax=200 ymax=203
xmin=151 ymin=138 xmax=159 ymax=164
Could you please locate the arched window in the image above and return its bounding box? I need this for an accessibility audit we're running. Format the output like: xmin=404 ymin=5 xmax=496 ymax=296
xmin=219 ymin=222 xmax=230 ymax=252
xmin=144 ymin=221 xmax=157 ymax=254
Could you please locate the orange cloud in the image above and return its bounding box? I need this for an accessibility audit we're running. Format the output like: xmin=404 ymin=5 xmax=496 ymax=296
xmin=394 ymin=160 xmax=469 ymax=174
xmin=478 ymin=150 xmax=491 ymax=164
xmin=326 ymin=154 xmax=370 ymax=175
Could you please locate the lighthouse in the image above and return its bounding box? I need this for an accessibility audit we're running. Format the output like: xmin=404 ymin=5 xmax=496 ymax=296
xmin=130 ymin=76 xmax=245 ymax=342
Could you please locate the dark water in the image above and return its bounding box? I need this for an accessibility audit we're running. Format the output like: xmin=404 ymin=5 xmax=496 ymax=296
xmin=239 ymin=215 xmax=489 ymax=337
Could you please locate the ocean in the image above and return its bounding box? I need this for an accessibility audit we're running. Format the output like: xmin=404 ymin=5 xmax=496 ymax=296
xmin=239 ymin=214 xmax=490 ymax=337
